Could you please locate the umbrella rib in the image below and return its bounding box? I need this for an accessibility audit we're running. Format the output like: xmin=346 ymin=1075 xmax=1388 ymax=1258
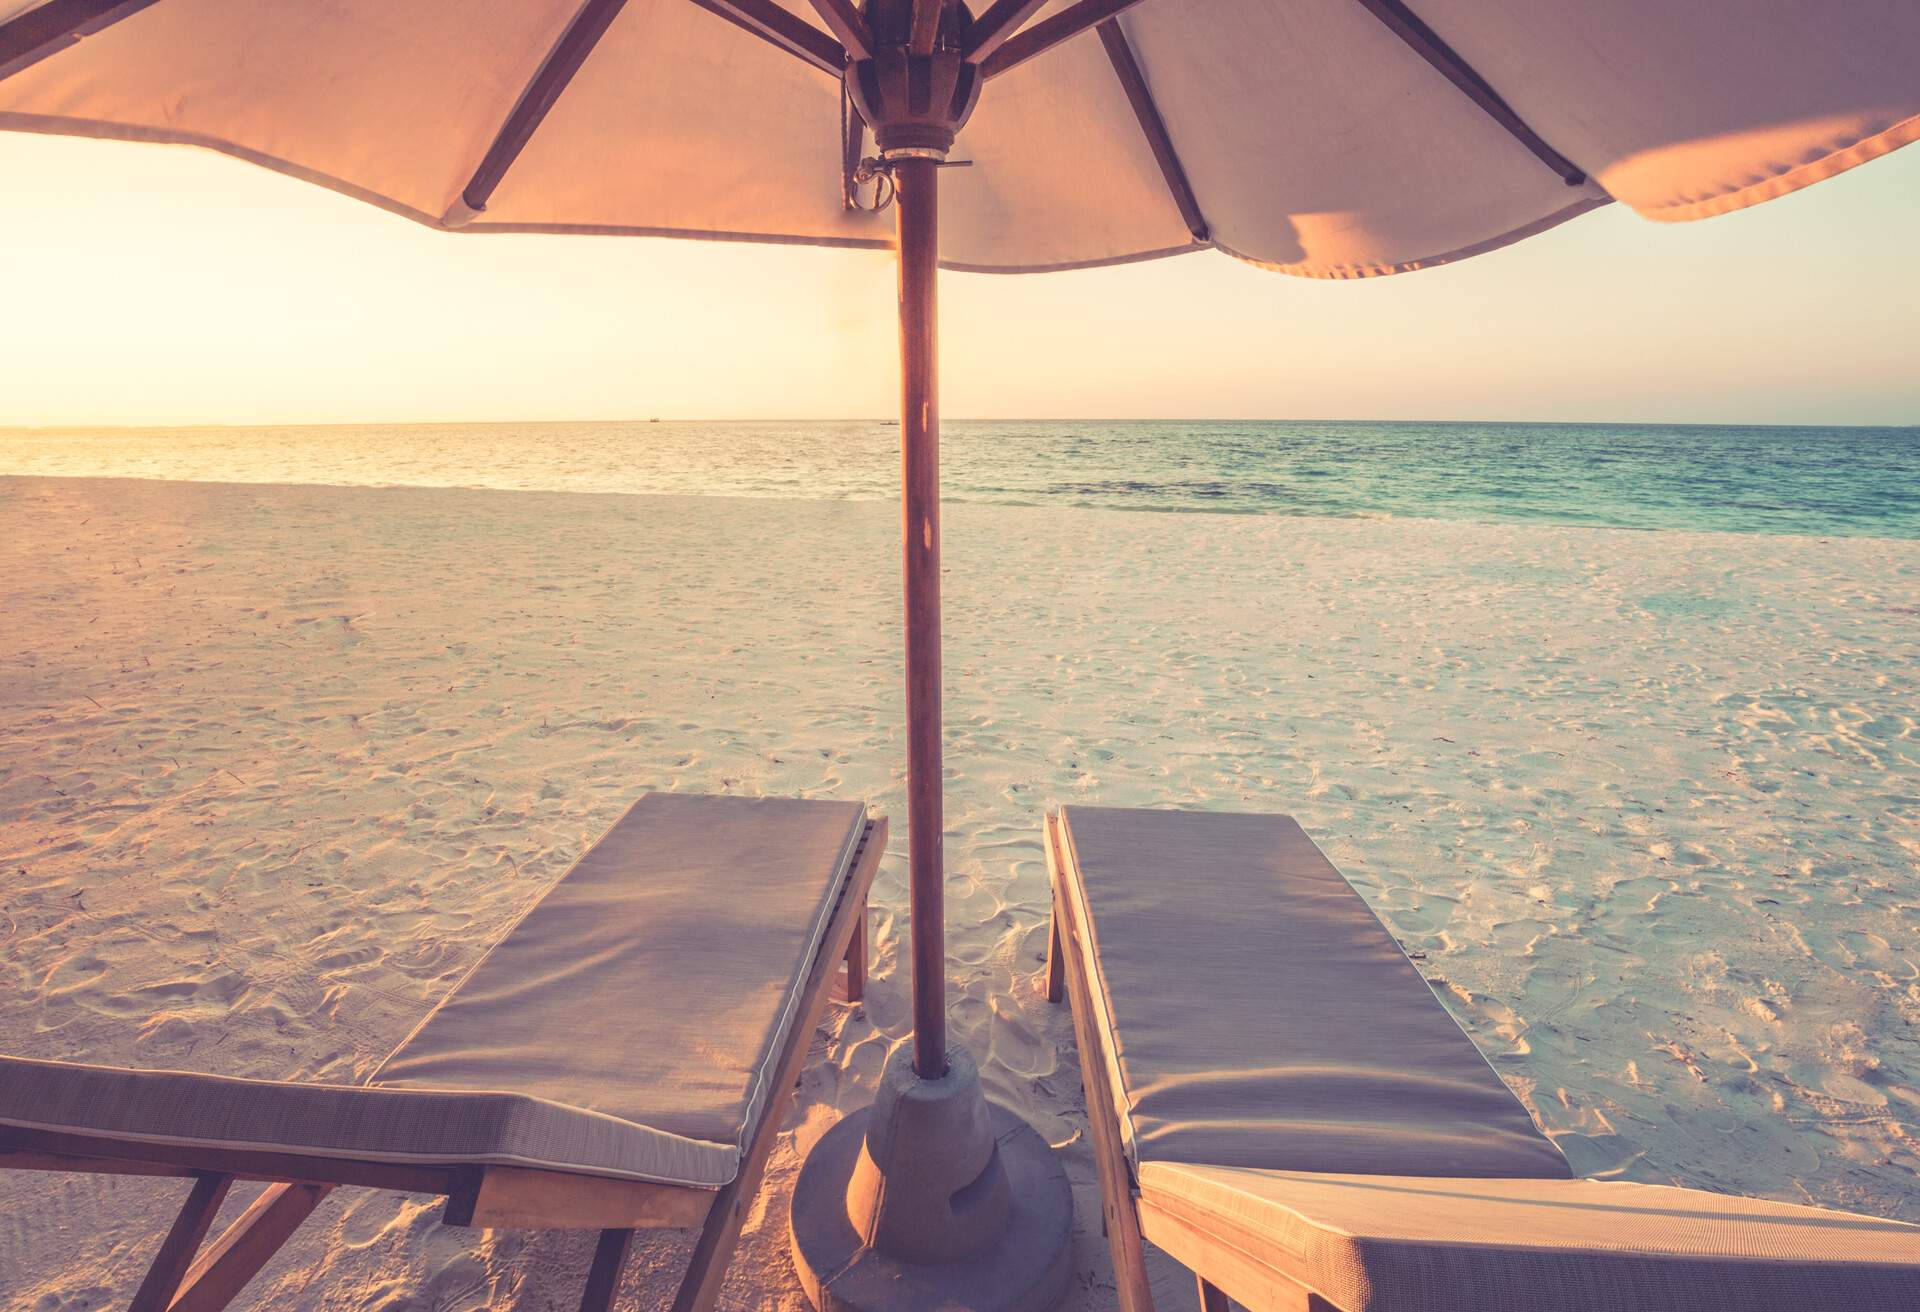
xmin=1096 ymin=19 xmax=1206 ymax=243
xmin=454 ymin=0 xmax=633 ymax=221
xmin=0 ymin=0 xmax=160 ymax=82
xmin=1351 ymin=0 xmax=1586 ymax=185
xmin=908 ymin=0 xmax=943 ymax=55
xmin=805 ymin=0 xmax=872 ymax=60
xmin=961 ymin=0 xmax=1050 ymax=64
xmin=980 ymin=0 xmax=1147 ymax=79
xmin=687 ymin=0 xmax=846 ymax=76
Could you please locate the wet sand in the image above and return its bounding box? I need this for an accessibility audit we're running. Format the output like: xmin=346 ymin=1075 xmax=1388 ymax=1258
xmin=3 ymin=474 xmax=1916 ymax=1308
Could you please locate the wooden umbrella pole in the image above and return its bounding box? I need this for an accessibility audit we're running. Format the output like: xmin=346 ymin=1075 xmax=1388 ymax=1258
xmin=895 ymin=154 xmax=947 ymax=1080
xmin=795 ymin=34 xmax=1074 ymax=1312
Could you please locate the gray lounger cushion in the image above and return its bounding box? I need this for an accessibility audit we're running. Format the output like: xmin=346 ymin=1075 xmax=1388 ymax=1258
xmin=0 ymin=793 xmax=865 ymax=1188
xmin=1056 ymin=805 xmax=1570 ymax=1179
xmin=1140 ymin=1162 xmax=1920 ymax=1311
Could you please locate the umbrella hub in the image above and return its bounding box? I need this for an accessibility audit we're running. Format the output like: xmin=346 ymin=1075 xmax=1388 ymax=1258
xmin=846 ymin=0 xmax=979 ymax=159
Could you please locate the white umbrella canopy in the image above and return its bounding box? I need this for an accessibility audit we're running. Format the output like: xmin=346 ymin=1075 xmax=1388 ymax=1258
xmin=3 ymin=0 xmax=1917 ymax=276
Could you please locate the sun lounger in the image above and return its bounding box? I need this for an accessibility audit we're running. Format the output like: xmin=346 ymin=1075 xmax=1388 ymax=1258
xmin=1042 ymin=805 xmax=1920 ymax=1312
xmin=0 ymin=792 xmax=884 ymax=1312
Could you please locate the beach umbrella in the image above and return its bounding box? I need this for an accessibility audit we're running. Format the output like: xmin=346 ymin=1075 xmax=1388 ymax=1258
xmin=5 ymin=1 xmax=1915 ymax=1307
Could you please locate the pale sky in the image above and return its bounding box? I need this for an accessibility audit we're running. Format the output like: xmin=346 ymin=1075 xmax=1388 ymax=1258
xmin=2 ymin=130 xmax=1915 ymax=428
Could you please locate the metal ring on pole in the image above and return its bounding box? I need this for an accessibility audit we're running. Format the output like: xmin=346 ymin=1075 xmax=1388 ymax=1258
xmin=850 ymin=155 xmax=897 ymax=211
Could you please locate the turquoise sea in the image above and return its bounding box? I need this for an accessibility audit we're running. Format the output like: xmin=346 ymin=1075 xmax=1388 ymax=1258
xmin=2 ymin=419 xmax=1915 ymax=539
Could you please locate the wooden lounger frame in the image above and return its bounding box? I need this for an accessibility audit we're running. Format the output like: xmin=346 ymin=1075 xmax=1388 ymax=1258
xmin=0 ymin=816 xmax=886 ymax=1312
xmin=1043 ymin=812 xmax=1336 ymax=1312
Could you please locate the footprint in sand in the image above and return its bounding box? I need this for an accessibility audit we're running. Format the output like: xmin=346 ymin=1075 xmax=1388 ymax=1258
xmin=1838 ymin=929 xmax=1905 ymax=975
xmin=40 ymin=950 xmax=110 ymax=999
xmin=314 ymin=943 xmax=386 ymax=972
xmin=988 ymin=995 xmax=1053 ymax=1080
xmin=135 ymin=1014 xmax=199 ymax=1047
xmin=95 ymin=969 xmax=250 ymax=1020
xmin=839 ymin=1032 xmax=890 ymax=1089
xmin=1461 ymin=994 xmax=1532 ymax=1058
xmin=336 ymin=1191 xmax=440 ymax=1251
xmin=30 ymin=1286 xmax=117 ymax=1311
xmin=406 ymin=1250 xmax=497 ymax=1312
xmin=950 ymin=991 xmax=991 ymax=1043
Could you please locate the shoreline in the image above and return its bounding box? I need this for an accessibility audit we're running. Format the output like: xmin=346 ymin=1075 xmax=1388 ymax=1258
xmin=3 ymin=471 xmax=1915 ymax=545
xmin=3 ymin=474 xmax=1916 ymax=1307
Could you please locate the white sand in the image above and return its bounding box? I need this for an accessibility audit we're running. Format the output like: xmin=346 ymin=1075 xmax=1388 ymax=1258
xmin=2 ymin=474 xmax=1916 ymax=1309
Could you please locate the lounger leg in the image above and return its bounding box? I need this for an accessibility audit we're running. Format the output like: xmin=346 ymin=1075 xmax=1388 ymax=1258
xmin=168 ymin=1181 xmax=332 ymax=1312
xmin=1195 ymin=1275 xmax=1230 ymax=1312
xmin=578 ymin=1228 xmax=634 ymax=1312
xmin=839 ymin=894 xmax=867 ymax=1003
xmin=1045 ymin=901 xmax=1065 ymax=1004
xmin=128 ymin=1171 xmax=233 ymax=1312
xmin=669 ymin=1160 xmax=753 ymax=1312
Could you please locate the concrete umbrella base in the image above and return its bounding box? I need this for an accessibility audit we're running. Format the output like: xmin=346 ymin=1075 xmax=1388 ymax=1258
xmin=790 ymin=1046 xmax=1073 ymax=1312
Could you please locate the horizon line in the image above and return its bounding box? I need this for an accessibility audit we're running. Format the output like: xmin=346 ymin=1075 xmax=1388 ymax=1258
xmin=4 ymin=416 xmax=1915 ymax=433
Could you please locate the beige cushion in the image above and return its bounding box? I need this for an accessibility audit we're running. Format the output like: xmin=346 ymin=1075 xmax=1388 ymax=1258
xmin=0 ymin=1055 xmax=733 ymax=1185
xmin=1141 ymin=1161 xmax=1920 ymax=1311
xmin=0 ymin=793 xmax=865 ymax=1187
xmin=1057 ymin=805 xmax=1569 ymax=1179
